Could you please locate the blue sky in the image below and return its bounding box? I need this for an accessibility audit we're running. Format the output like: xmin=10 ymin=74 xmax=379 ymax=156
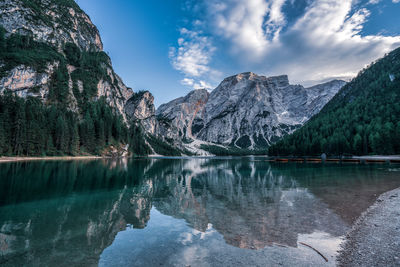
xmin=76 ymin=0 xmax=400 ymax=106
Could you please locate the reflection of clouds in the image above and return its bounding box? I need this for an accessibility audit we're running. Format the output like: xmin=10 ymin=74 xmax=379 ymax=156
xmin=178 ymin=225 xmax=216 ymax=245
xmin=180 ymin=245 xmax=210 ymax=267
xmin=3 ymin=158 xmax=400 ymax=266
xmin=179 ymin=232 xmax=193 ymax=245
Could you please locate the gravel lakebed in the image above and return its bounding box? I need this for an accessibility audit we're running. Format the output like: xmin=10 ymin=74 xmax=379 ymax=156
xmin=338 ymin=187 xmax=400 ymax=266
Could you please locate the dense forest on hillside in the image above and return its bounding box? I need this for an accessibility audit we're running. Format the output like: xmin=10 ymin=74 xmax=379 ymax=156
xmin=0 ymin=93 xmax=129 ymax=156
xmin=0 ymin=26 xmax=155 ymax=156
xmin=269 ymin=47 xmax=400 ymax=156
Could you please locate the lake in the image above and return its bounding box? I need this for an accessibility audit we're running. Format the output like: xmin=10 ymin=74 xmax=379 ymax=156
xmin=1 ymin=158 xmax=400 ymax=266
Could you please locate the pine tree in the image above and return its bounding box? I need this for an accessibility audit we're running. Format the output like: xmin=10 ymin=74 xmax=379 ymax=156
xmin=81 ymin=112 xmax=95 ymax=152
xmin=0 ymin=115 xmax=6 ymax=155
xmin=13 ymin=98 xmax=26 ymax=155
xmin=70 ymin=119 xmax=80 ymax=155
xmin=55 ymin=115 xmax=68 ymax=153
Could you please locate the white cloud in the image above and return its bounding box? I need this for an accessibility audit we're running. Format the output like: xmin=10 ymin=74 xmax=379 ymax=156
xmin=201 ymin=0 xmax=400 ymax=84
xmin=169 ymin=28 xmax=215 ymax=77
xmin=170 ymin=28 xmax=221 ymax=90
xmin=393 ymin=0 xmax=400 ymax=3
xmin=171 ymin=0 xmax=400 ymax=90
xmin=180 ymin=79 xmax=213 ymax=90
xmin=181 ymin=78 xmax=195 ymax=86
xmin=271 ymin=0 xmax=400 ymax=83
xmin=205 ymin=0 xmax=272 ymax=57
xmin=194 ymin=80 xmax=213 ymax=90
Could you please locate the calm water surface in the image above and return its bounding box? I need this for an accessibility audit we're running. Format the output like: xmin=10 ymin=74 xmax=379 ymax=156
xmin=0 ymin=158 xmax=400 ymax=266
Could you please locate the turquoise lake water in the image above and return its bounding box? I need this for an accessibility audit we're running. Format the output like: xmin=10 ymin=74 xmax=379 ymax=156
xmin=1 ymin=158 xmax=399 ymax=266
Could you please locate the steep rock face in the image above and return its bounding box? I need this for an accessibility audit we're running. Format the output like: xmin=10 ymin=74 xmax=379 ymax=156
xmin=305 ymin=80 xmax=347 ymax=116
xmin=0 ymin=0 xmax=133 ymax=119
xmin=0 ymin=62 xmax=58 ymax=98
xmin=125 ymin=91 xmax=157 ymax=134
xmin=156 ymin=89 xmax=209 ymax=141
xmin=157 ymin=72 xmax=345 ymax=149
xmin=0 ymin=0 xmax=102 ymax=51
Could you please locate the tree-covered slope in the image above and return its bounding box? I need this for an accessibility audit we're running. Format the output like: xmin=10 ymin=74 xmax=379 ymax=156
xmin=269 ymin=47 xmax=400 ymax=156
xmin=0 ymin=0 xmax=151 ymax=156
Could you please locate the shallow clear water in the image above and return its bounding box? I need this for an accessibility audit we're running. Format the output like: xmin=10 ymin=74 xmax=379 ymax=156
xmin=0 ymin=158 xmax=399 ymax=266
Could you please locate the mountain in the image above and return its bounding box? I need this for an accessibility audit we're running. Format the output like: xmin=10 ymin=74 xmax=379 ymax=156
xmin=156 ymin=72 xmax=345 ymax=154
xmin=269 ymin=47 xmax=400 ymax=156
xmin=0 ymin=0 xmax=133 ymax=118
xmin=156 ymin=89 xmax=209 ymax=143
xmin=0 ymin=0 xmax=151 ymax=156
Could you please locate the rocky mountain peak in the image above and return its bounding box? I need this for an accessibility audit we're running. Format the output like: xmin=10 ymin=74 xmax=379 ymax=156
xmin=125 ymin=91 xmax=157 ymax=134
xmin=267 ymin=75 xmax=290 ymax=87
xmin=0 ymin=0 xmax=103 ymax=51
xmin=155 ymin=72 xmax=346 ymax=152
xmin=155 ymin=88 xmax=209 ymax=143
xmin=0 ymin=0 xmax=134 ymax=120
xmin=226 ymin=72 xmax=290 ymax=87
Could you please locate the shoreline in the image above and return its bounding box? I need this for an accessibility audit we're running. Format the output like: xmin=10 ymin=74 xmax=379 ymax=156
xmin=1 ymin=154 xmax=400 ymax=163
xmin=0 ymin=156 xmax=103 ymax=163
xmin=337 ymin=187 xmax=400 ymax=266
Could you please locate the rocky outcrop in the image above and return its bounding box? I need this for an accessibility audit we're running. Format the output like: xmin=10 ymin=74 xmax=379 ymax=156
xmin=0 ymin=62 xmax=58 ymax=98
xmin=0 ymin=0 xmax=133 ymax=119
xmin=125 ymin=91 xmax=157 ymax=134
xmin=0 ymin=0 xmax=103 ymax=51
xmin=156 ymin=72 xmax=345 ymax=150
xmin=156 ymin=89 xmax=209 ymax=141
xmin=94 ymin=68 xmax=133 ymax=121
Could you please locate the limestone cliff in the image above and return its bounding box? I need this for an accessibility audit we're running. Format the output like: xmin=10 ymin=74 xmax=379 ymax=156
xmin=0 ymin=0 xmax=133 ymax=119
xmin=156 ymin=89 xmax=209 ymax=141
xmin=0 ymin=0 xmax=102 ymax=51
xmin=125 ymin=91 xmax=157 ymax=135
xmin=156 ymin=72 xmax=345 ymax=151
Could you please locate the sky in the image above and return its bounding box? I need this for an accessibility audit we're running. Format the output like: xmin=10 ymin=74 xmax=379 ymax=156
xmin=76 ymin=0 xmax=400 ymax=107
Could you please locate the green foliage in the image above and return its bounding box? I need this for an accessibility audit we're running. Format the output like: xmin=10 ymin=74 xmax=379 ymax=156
xmin=128 ymin=124 xmax=152 ymax=156
xmin=146 ymin=135 xmax=185 ymax=156
xmin=235 ymin=135 xmax=251 ymax=149
xmin=0 ymin=94 xmax=129 ymax=156
xmin=200 ymin=144 xmax=267 ymax=156
xmin=70 ymin=50 xmax=113 ymax=104
xmin=269 ymin=47 xmax=400 ymax=156
xmin=20 ymin=0 xmax=81 ymax=27
xmin=49 ymin=63 xmax=69 ymax=105
xmin=64 ymin=42 xmax=81 ymax=66
xmin=0 ymin=27 xmax=62 ymax=77
xmin=0 ymin=28 xmax=151 ymax=157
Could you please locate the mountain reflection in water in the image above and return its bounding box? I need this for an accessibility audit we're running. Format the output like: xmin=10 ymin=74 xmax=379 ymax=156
xmin=1 ymin=158 xmax=399 ymax=266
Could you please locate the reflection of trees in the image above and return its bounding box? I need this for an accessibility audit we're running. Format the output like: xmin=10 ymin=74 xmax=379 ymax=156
xmin=0 ymin=159 xmax=155 ymax=266
xmin=1 ymin=159 xmax=399 ymax=265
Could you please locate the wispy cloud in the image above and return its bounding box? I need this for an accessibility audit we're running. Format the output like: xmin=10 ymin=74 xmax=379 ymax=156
xmin=205 ymin=0 xmax=271 ymax=57
xmin=201 ymin=0 xmax=400 ymax=84
xmin=169 ymin=28 xmax=220 ymax=90
xmin=180 ymin=78 xmax=213 ymax=90
xmin=171 ymin=0 xmax=400 ymax=89
xmin=268 ymin=0 xmax=400 ymax=83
